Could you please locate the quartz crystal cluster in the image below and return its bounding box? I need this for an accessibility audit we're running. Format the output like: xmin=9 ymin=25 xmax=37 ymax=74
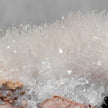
xmin=0 ymin=11 xmax=108 ymax=107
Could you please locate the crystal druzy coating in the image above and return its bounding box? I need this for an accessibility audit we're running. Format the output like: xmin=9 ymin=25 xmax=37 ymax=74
xmin=0 ymin=12 xmax=108 ymax=107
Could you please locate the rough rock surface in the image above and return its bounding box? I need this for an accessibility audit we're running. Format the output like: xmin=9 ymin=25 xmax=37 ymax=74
xmin=41 ymin=96 xmax=87 ymax=108
xmin=0 ymin=80 xmax=27 ymax=108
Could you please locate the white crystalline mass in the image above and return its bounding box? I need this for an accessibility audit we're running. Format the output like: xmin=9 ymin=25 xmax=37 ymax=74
xmin=0 ymin=11 xmax=108 ymax=107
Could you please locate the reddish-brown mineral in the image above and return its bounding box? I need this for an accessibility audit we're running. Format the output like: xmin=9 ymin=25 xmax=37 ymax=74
xmin=0 ymin=80 xmax=27 ymax=108
xmin=41 ymin=96 xmax=95 ymax=108
xmin=0 ymin=80 xmax=23 ymax=90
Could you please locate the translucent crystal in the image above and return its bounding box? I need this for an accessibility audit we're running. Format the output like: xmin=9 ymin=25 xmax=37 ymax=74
xmin=0 ymin=11 xmax=108 ymax=107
